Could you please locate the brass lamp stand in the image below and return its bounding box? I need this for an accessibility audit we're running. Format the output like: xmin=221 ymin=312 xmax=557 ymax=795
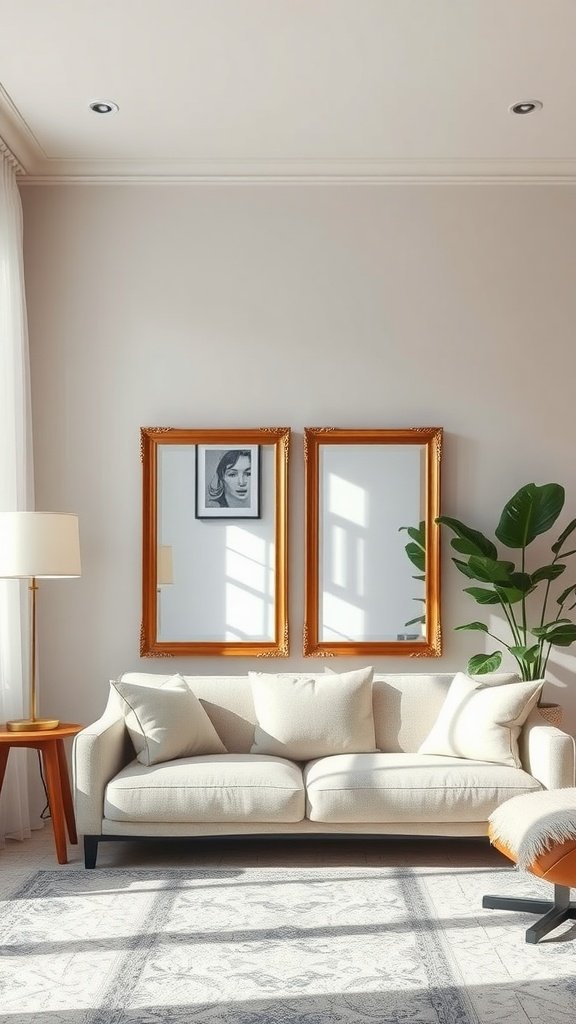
xmin=7 ymin=577 xmax=59 ymax=732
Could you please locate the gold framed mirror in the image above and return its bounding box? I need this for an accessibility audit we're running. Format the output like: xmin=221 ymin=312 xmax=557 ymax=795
xmin=141 ymin=427 xmax=290 ymax=656
xmin=304 ymin=427 xmax=442 ymax=657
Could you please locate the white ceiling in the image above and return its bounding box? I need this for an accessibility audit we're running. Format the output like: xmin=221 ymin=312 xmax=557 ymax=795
xmin=1 ymin=0 xmax=575 ymax=183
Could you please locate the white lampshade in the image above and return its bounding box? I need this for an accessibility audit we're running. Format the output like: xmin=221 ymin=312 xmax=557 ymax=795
xmin=0 ymin=512 xmax=81 ymax=579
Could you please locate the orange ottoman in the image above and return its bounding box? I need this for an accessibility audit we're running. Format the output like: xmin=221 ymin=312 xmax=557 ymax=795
xmin=482 ymin=788 xmax=576 ymax=943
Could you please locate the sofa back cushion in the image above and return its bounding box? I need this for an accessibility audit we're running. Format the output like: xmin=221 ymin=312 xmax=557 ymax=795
xmin=114 ymin=671 xmax=520 ymax=754
xmin=249 ymin=668 xmax=376 ymax=760
xmin=117 ymin=673 xmax=258 ymax=753
xmin=370 ymin=671 xmax=521 ymax=753
xmin=112 ymin=673 xmax=227 ymax=765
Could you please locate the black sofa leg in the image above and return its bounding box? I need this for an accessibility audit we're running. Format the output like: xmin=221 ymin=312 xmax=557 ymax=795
xmin=84 ymin=835 xmax=99 ymax=869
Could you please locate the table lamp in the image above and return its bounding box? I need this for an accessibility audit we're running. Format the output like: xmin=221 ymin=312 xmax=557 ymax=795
xmin=0 ymin=511 xmax=81 ymax=731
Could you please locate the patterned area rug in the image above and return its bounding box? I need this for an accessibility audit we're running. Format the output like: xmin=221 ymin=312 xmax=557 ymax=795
xmin=1 ymin=866 xmax=575 ymax=1023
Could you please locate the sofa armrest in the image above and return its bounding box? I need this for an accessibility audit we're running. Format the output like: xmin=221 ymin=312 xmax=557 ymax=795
xmin=519 ymin=709 xmax=576 ymax=789
xmin=73 ymin=694 xmax=132 ymax=835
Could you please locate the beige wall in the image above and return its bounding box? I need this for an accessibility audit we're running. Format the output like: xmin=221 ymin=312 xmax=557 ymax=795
xmin=20 ymin=183 xmax=576 ymax=732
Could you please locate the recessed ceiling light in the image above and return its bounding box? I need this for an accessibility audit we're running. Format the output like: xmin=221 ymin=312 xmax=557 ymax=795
xmin=509 ymin=100 xmax=543 ymax=115
xmin=89 ymin=100 xmax=119 ymax=115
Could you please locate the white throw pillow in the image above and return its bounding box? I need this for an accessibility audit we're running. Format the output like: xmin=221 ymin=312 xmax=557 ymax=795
xmin=418 ymin=671 xmax=543 ymax=767
xmin=111 ymin=673 xmax=227 ymax=766
xmin=249 ymin=667 xmax=376 ymax=760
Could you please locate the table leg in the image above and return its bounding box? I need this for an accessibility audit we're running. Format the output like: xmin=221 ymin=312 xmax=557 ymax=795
xmin=56 ymin=739 xmax=77 ymax=844
xmin=42 ymin=741 xmax=68 ymax=864
xmin=0 ymin=745 xmax=10 ymax=792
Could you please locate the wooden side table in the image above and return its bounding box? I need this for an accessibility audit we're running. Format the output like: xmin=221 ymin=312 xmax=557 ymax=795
xmin=0 ymin=723 xmax=83 ymax=864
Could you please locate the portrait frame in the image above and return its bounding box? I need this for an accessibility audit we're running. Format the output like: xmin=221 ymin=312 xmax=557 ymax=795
xmin=141 ymin=427 xmax=290 ymax=656
xmin=195 ymin=444 xmax=261 ymax=519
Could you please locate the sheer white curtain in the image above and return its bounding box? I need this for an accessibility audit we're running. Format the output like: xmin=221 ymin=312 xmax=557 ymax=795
xmin=0 ymin=151 xmax=33 ymax=843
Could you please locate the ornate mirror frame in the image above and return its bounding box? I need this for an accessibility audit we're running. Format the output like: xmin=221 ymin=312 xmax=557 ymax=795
xmin=141 ymin=427 xmax=290 ymax=657
xmin=304 ymin=427 xmax=442 ymax=657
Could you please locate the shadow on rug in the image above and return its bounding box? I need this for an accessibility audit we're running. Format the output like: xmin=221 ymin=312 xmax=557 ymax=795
xmin=1 ymin=865 xmax=574 ymax=1023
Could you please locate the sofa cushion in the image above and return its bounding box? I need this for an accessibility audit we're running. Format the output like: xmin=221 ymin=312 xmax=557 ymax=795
xmin=304 ymin=752 xmax=542 ymax=823
xmin=111 ymin=673 xmax=227 ymax=766
xmin=368 ymin=671 xmax=521 ymax=753
xmin=249 ymin=667 xmax=376 ymax=760
xmin=418 ymin=672 xmax=542 ymax=768
xmin=104 ymin=754 xmax=305 ymax=823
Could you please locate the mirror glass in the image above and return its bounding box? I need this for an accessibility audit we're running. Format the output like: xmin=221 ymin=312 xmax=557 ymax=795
xmin=141 ymin=428 xmax=290 ymax=656
xmin=304 ymin=428 xmax=442 ymax=657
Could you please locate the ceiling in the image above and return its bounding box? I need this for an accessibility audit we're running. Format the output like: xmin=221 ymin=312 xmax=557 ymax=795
xmin=1 ymin=0 xmax=575 ymax=183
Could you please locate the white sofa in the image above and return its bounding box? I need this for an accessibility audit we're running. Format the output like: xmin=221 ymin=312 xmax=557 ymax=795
xmin=73 ymin=671 xmax=575 ymax=868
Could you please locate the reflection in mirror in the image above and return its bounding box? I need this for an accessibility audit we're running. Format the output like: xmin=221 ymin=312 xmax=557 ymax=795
xmin=141 ymin=428 xmax=289 ymax=656
xmin=304 ymin=428 xmax=441 ymax=657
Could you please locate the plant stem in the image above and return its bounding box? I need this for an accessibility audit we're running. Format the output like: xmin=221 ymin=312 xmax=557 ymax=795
xmin=521 ymin=545 xmax=527 ymax=646
xmin=499 ymin=597 xmax=522 ymax=648
xmin=541 ymin=642 xmax=552 ymax=678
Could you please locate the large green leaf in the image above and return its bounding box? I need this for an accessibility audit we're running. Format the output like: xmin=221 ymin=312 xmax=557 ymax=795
xmin=530 ymin=619 xmax=573 ymax=636
xmin=463 ymin=587 xmax=502 ymax=605
xmin=551 ymin=517 xmax=576 ymax=555
xmin=493 ymin=584 xmax=526 ymax=605
xmin=557 ymin=583 xmax=576 ymax=606
xmin=399 ymin=522 xmax=426 ymax=547
xmin=467 ymin=652 xmax=503 ymax=674
xmin=509 ymin=644 xmax=540 ymax=663
xmin=535 ymin=623 xmax=576 ymax=647
xmin=495 ymin=483 xmax=565 ymax=549
xmin=467 ymin=556 xmax=515 ymax=583
xmin=436 ymin=516 xmax=497 ymax=559
xmin=404 ymin=542 xmax=425 ymax=572
xmin=455 ymin=621 xmax=489 ymax=632
xmin=506 ymin=572 xmax=535 ymax=593
xmin=453 ymin=558 xmax=484 ymax=580
xmin=531 ymin=564 xmax=566 ymax=584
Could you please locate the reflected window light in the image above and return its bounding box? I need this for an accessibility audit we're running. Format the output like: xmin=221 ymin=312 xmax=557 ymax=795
xmin=226 ymin=526 xmax=267 ymax=562
xmin=322 ymin=592 xmax=365 ymax=642
xmin=330 ymin=524 xmax=347 ymax=588
xmin=226 ymin=548 xmax=266 ymax=592
xmin=225 ymin=582 xmax=267 ymax=639
xmin=328 ymin=473 xmax=367 ymax=527
xmin=356 ymin=536 xmax=365 ymax=597
xmin=225 ymin=527 xmax=273 ymax=639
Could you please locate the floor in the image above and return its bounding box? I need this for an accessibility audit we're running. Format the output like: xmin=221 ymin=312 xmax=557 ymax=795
xmin=0 ymin=820 xmax=510 ymax=879
xmin=3 ymin=826 xmax=576 ymax=1024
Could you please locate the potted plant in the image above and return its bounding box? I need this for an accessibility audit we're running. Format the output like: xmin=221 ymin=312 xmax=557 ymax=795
xmin=436 ymin=483 xmax=576 ymax=705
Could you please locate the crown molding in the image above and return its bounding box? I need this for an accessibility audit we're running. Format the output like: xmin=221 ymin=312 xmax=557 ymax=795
xmin=0 ymin=137 xmax=24 ymax=174
xmin=17 ymin=169 xmax=576 ymax=186
xmin=3 ymin=88 xmax=576 ymax=185
xmin=15 ymin=156 xmax=576 ymax=185
xmin=0 ymin=85 xmax=46 ymax=175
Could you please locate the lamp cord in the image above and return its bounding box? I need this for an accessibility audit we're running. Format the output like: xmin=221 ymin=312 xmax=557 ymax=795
xmin=36 ymin=750 xmax=51 ymax=821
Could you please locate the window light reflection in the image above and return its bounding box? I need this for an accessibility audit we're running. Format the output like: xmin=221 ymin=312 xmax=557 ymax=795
xmin=225 ymin=581 xmax=268 ymax=640
xmin=225 ymin=526 xmax=273 ymax=640
xmin=356 ymin=535 xmax=365 ymax=597
xmin=328 ymin=473 xmax=367 ymax=527
xmin=322 ymin=592 xmax=365 ymax=642
xmin=331 ymin=524 xmax=346 ymax=588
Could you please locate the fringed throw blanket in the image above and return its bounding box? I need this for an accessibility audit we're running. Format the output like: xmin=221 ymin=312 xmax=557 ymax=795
xmin=489 ymin=788 xmax=576 ymax=869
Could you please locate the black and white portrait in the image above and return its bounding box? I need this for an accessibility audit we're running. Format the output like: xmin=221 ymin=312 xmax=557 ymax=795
xmin=196 ymin=445 xmax=260 ymax=518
